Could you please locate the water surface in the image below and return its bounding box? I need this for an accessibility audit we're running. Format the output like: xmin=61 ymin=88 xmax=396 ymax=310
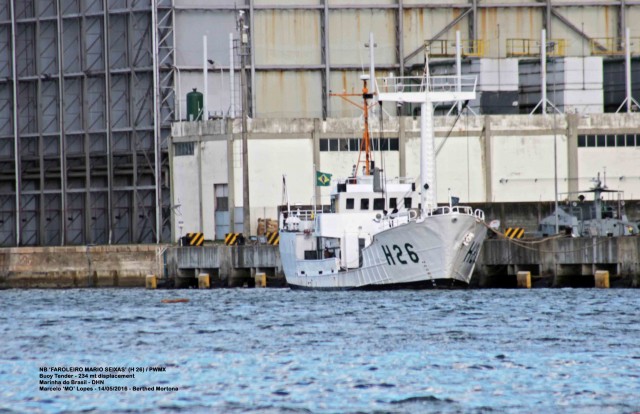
xmin=0 ymin=289 xmax=638 ymax=413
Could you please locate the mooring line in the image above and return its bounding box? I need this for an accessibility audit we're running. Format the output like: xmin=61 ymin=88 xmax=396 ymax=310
xmin=481 ymin=221 xmax=614 ymax=254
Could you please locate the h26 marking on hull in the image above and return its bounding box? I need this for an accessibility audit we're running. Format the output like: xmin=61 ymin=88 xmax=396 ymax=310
xmin=381 ymin=243 xmax=420 ymax=266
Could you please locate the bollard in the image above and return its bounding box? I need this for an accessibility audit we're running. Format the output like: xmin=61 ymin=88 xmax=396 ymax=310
xmin=594 ymin=270 xmax=610 ymax=288
xmin=198 ymin=273 xmax=210 ymax=289
xmin=516 ymin=271 xmax=531 ymax=289
xmin=255 ymin=272 xmax=267 ymax=288
xmin=145 ymin=274 xmax=157 ymax=289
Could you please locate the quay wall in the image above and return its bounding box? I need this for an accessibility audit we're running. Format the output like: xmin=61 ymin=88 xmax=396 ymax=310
xmin=478 ymin=237 xmax=640 ymax=287
xmin=472 ymin=201 xmax=640 ymax=235
xmin=0 ymin=245 xmax=167 ymax=289
xmin=2 ymin=236 xmax=638 ymax=289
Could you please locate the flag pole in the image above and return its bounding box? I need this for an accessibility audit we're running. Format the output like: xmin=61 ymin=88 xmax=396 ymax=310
xmin=313 ymin=164 xmax=317 ymax=227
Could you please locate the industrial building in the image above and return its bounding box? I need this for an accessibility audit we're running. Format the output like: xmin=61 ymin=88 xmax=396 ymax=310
xmin=1 ymin=0 xmax=639 ymax=246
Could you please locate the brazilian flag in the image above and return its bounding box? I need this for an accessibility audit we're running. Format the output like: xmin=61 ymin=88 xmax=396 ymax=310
xmin=316 ymin=171 xmax=332 ymax=187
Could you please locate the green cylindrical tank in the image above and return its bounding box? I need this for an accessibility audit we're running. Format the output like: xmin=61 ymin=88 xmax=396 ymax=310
xmin=186 ymin=88 xmax=203 ymax=121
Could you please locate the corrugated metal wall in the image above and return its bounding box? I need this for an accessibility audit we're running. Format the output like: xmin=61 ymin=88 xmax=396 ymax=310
xmin=0 ymin=0 xmax=171 ymax=247
xmin=174 ymin=1 xmax=639 ymax=120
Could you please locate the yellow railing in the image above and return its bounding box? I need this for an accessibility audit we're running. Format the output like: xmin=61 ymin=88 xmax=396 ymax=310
xmin=590 ymin=37 xmax=640 ymax=55
xmin=424 ymin=39 xmax=486 ymax=58
xmin=506 ymin=38 xmax=566 ymax=57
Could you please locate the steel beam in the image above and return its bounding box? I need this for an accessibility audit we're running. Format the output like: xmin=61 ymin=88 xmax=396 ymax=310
xmin=550 ymin=8 xmax=607 ymax=52
xmin=403 ymin=8 xmax=472 ymax=65
xmin=469 ymin=0 xmax=477 ymax=41
xmin=10 ymin=0 xmax=20 ymax=246
xmin=103 ymin=0 xmax=114 ymax=244
xmin=397 ymin=0 xmax=404 ymax=77
xmin=322 ymin=0 xmax=329 ymax=118
xmin=56 ymin=0 xmax=67 ymax=245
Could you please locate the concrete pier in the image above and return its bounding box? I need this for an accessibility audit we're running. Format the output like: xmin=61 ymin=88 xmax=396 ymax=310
xmin=1 ymin=237 xmax=638 ymax=288
xmin=165 ymin=244 xmax=283 ymax=288
xmin=477 ymin=237 xmax=640 ymax=288
xmin=0 ymin=245 xmax=167 ymax=288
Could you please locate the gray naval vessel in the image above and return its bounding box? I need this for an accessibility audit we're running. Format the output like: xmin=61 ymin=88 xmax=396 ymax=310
xmin=538 ymin=173 xmax=639 ymax=237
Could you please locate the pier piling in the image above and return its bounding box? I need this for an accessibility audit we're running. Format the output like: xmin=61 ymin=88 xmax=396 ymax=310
xmin=516 ymin=271 xmax=532 ymax=289
xmin=198 ymin=273 xmax=210 ymax=289
xmin=146 ymin=275 xmax=157 ymax=289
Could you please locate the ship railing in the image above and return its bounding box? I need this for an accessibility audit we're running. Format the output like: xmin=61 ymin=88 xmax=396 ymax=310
xmin=426 ymin=205 xmax=485 ymax=221
xmin=280 ymin=208 xmax=323 ymax=232
xmin=376 ymin=75 xmax=477 ymax=95
xmin=337 ymin=176 xmax=415 ymax=185
xmin=377 ymin=209 xmax=417 ymax=228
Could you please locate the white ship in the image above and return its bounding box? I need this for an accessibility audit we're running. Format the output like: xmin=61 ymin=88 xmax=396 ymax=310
xmin=279 ymin=39 xmax=487 ymax=290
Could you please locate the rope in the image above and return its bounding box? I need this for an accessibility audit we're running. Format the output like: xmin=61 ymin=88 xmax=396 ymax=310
xmin=481 ymin=221 xmax=614 ymax=254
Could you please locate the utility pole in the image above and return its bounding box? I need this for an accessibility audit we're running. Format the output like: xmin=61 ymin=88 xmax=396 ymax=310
xmin=238 ymin=10 xmax=251 ymax=236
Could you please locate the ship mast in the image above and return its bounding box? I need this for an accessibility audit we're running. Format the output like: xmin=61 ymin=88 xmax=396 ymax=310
xmin=375 ymin=36 xmax=477 ymax=215
xmin=330 ymin=78 xmax=375 ymax=177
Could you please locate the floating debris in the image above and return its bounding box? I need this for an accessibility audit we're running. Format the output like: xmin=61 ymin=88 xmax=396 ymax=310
xmin=161 ymin=298 xmax=189 ymax=304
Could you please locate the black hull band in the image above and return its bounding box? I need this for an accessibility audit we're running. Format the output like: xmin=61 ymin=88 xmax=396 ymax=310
xmin=287 ymin=278 xmax=469 ymax=291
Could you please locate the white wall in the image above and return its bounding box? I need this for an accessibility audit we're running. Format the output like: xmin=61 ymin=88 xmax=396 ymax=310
xmin=436 ymin=135 xmax=487 ymax=202
xmin=171 ymin=114 xmax=640 ymax=240
xmin=491 ymin=134 xmax=569 ymax=202
xmin=172 ymin=147 xmax=201 ymax=239
xmin=578 ymin=148 xmax=640 ymax=199
xmin=248 ymin=138 xmax=315 ymax=221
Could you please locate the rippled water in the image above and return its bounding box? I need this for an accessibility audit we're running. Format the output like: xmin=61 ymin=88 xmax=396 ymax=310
xmin=0 ymin=288 xmax=639 ymax=413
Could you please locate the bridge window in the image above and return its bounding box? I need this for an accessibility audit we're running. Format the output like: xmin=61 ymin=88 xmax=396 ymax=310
xmin=373 ymin=198 xmax=385 ymax=210
xmin=360 ymin=198 xmax=369 ymax=210
xmin=346 ymin=198 xmax=354 ymax=210
xmin=389 ymin=198 xmax=397 ymax=209
xmin=404 ymin=197 xmax=412 ymax=209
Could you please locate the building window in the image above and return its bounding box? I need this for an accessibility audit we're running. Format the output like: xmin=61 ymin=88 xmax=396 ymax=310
xmin=346 ymin=198 xmax=354 ymax=210
xmin=360 ymin=198 xmax=369 ymax=210
xmin=578 ymin=133 xmax=639 ymax=148
xmin=175 ymin=142 xmax=195 ymax=156
xmin=606 ymin=135 xmax=615 ymax=147
xmin=373 ymin=198 xmax=385 ymax=210
xmin=319 ymin=137 xmax=400 ymax=152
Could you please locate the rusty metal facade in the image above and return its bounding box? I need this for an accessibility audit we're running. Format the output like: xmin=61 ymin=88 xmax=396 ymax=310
xmin=173 ymin=0 xmax=640 ymax=119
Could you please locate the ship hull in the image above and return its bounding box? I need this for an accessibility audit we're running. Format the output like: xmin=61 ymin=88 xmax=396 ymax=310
xmin=280 ymin=213 xmax=486 ymax=290
xmin=288 ymin=278 xmax=470 ymax=291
